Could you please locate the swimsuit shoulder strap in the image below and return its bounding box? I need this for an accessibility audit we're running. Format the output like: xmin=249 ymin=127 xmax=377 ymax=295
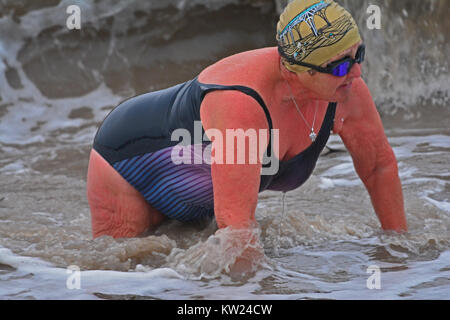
xmin=194 ymin=77 xmax=274 ymax=164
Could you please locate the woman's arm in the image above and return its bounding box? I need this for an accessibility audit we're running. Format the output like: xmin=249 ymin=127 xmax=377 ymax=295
xmin=200 ymin=90 xmax=270 ymax=229
xmin=200 ymin=90 xmax=271 ymax=273
xmin=337 ymin=78 xmax=408 ymax=232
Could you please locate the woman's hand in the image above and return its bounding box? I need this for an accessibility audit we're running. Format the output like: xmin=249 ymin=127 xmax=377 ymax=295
xmin=225 ymin=225 xmax=265 ymax=275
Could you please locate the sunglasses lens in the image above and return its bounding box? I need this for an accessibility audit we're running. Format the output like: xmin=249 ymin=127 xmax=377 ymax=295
xmin=356 ymin=45 xmax=365 ymax=63
xmin=332 ymin=61 xmax=351 ymax=77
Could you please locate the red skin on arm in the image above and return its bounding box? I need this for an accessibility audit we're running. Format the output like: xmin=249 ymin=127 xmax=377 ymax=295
xmin=335 ymin=78 xmax=408 ymax=232
xmin=200 ymin=69 xmax=408 ymax=233
xmin=200 ymin=90 xmax=270 ymax=230
xmin=200 ymin=89 xmax=271 ymax=272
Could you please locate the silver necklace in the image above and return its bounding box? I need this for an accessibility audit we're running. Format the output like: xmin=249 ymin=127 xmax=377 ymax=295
xmin=285 ymin=80 xmax=318 ymax=142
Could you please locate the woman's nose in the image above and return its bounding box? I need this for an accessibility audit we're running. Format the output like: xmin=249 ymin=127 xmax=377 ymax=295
xmin=349 ymin=63 xmax=362 ymax=78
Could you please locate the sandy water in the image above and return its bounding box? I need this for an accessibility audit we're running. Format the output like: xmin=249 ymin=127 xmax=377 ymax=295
xmin=1 ymin=122 xmax=449 ymax=299
xmin=0 ymin=0 xmax=449 ymax=299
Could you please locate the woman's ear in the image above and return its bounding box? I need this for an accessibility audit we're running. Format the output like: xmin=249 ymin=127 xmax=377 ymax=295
xmin=280 ymin=58 xmax=296 ymax=78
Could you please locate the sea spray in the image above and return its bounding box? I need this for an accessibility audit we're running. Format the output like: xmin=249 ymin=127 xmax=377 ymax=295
xmin=165 ymin=225 xmax=265 ymax=279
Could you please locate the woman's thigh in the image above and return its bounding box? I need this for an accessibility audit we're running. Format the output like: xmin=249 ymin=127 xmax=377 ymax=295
xmin=111 ymin=145 xmax=215 ymax=222
xmin=87 ymin=145 xmax=215 ymax=238
xmin=87 ymin=149 xmax=165 ymax=238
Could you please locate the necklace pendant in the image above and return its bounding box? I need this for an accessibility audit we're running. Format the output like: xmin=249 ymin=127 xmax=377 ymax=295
xmin=309 ymin=131 xmax=317 ymax=142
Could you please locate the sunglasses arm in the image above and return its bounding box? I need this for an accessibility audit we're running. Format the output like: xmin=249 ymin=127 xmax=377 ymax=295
xmin=278 ymin=46 xmax=333 ymax=73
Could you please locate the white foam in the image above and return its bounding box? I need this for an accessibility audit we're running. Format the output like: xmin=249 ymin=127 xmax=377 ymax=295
xmin=319 ymin=177 xmax=360 ymax=189
xmin=0 ymin=160 xmax=31 ymax=174
xmin=0 ymin=246 xmax=187 ymax=299
xmin=0 ymin=246 xmax=274 ymax=300
xmin=312 ymin=250 xmax=450 ymax=300
xmin=0 ymin=82 xmax=121 ymax=145
xmin=423 ymin=197 xmax=450 ymax=213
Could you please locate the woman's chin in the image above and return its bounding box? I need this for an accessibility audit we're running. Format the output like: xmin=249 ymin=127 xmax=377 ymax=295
xmin=333 ymin=88 xmax=353 ymax=103
xmin=315 ymin=85 xmax=353 ymax=103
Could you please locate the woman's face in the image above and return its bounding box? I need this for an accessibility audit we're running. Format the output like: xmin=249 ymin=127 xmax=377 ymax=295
xmin=296 ymin=42 xmax=362 ymax=103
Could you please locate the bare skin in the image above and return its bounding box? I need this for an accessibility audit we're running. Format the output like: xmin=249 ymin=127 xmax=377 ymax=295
xmin=87 ymin=43 xmax=407 ymax=249
xmin=87 ymin=149 xmax=165 ymax=238
xmin=200 ymin=43 xmax=407 ymax=233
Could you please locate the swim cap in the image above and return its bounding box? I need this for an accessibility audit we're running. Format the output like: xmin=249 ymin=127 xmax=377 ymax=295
xmin=277 ymin=0 xmax=361 ymax=73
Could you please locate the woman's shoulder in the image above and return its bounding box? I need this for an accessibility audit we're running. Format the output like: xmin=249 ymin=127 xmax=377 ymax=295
xmin=198 ymin=47 xmax=279 ymax=87
xmin=198 ymin=47 xmax=281 ymax=136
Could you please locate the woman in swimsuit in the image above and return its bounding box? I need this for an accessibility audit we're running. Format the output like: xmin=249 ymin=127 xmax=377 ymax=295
xmin=87 ymin=0 xmax=407 ymax=257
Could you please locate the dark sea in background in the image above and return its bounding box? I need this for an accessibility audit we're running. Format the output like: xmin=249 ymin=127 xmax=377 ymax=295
xmin=0 ymin=0 xmax=449 ymax=299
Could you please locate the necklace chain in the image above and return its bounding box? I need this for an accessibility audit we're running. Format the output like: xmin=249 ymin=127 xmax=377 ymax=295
xmin=285 ymin=80 xmax=318 ymax=142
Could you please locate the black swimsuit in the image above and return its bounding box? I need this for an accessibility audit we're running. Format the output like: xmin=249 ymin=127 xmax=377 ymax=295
xmin=93 ymin=77 xmax=336 ymax=221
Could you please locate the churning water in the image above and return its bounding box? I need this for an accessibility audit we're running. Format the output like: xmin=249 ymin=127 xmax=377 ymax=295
xmin=0 ymin=0 xmax=449 ymax=299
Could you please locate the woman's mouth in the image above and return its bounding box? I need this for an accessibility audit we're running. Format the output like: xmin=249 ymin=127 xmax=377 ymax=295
xmin=338 ymin=82 xmax=353 ymax=89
